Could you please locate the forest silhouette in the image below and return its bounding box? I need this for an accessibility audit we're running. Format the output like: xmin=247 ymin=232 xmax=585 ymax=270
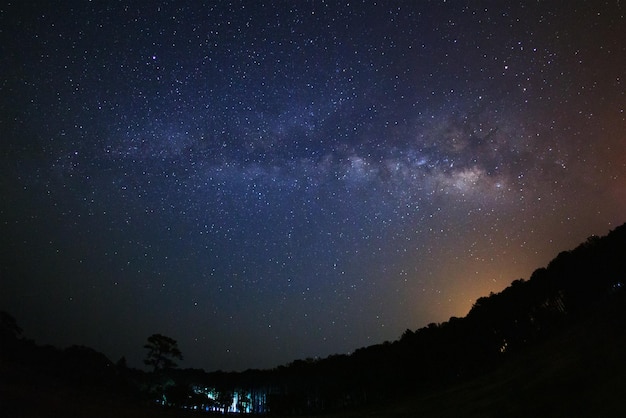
xmin=2 ymin=222 xmax=626 ymax=417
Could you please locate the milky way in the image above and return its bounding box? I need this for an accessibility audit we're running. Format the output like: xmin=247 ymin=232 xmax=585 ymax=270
xmin=1 ymin=1 xmax=624 ymax=371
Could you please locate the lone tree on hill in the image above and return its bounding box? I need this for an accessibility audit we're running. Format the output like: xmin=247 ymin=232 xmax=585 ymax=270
xmin=144 ymin=333 xmax=183 ymax=372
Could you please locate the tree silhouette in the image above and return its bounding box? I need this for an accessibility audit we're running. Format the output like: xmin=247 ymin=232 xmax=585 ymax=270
xmin=0 ymin=311 xmax=23 ymax=358
xmin=217 ymin=390 xmax=234 ymax=413
xmin=0 ymin=311 xmax=22 ymax=340
xmin=143 ymin=333 xmax=183 ymax=372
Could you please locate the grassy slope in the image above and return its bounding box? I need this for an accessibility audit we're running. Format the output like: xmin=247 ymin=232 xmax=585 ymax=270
xmin=353 ymin=303 xmax=626 ymax=418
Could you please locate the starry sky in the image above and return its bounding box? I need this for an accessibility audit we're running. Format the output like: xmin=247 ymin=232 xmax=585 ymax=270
xmin=1 ymin=1 xmax=624 ymax=372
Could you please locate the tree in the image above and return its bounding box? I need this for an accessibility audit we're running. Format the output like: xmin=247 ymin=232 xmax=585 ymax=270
xmin=217 ymin=390 xmax=234 ymax=413
xmin=144 ymin=333 xmax=183 ymax=372
xmin=0 ymin=311 xmax=22 ymax=340
xmin=0 ymin=311 xmax=23 ymax=358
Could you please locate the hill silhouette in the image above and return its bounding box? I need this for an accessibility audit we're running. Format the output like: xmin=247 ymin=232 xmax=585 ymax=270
xmin=2 ymin=222 xmax=626 ymax=417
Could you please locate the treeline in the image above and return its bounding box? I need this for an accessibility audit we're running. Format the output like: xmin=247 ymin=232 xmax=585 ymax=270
xmin=2 ymin=222 xmax=626 ymax=415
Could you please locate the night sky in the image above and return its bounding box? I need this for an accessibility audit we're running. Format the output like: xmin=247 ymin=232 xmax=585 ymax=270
xmin=1 ymin=1 xmax=624 ymax=372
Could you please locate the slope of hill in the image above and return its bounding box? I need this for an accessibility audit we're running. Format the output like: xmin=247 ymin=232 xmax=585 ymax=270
xmin=338 ymin=289 xmax=626 ymax=417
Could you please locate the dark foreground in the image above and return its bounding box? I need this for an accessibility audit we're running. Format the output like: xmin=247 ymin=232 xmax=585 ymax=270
xmin=4 ymin=305 xmax=626 ymax=418
xmin=313 ymin=306 xmax=626 ymax=418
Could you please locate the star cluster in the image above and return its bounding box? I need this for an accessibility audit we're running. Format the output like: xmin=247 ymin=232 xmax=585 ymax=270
xmin=1 ymin=1 xmax=624 ymax=371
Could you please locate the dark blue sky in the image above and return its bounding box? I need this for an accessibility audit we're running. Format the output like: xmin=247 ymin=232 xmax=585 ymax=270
xmin=1 ymin=1 xmax=624 ymax=372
